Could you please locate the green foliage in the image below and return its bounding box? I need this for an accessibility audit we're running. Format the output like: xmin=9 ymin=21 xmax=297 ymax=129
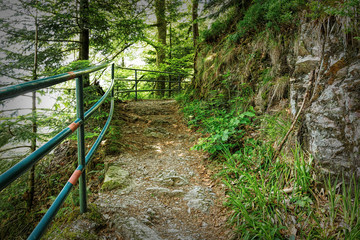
xmin=178 ymin=92 xmax=255 ymax=156
xmin=220 ymin=144 xmax=287 ymax=239
xmin=307 ymin=0 xmax=360 ymax=19
xmin=203 ymin=0 xmax=359 ymax=45
xmin=142 ymin=0 xmax=194 ymax=81
xmin=54 ymin=60 xmax=92 ymax=73
xmin=192 ymin=109 xmax=255 ymax=154
xmin=341 ymin=175 xmax=360 ymax=238
xmin=0 ymin=198 xmax=33 ymax=238
xmin=293 ymin=143 xmax=313 ymax=194
xmin=306 ymin=0 xmax=360 ymax=41
xmin=104 ymin=120 xmax=124 ymax=155
xmin=202 ymin=12 xmax=236 ymax=42
xmin=44 ymin=203 xmax=106 ymax=239
xmin=230 ymin=0 xmax=305 ymax=42
xmin=201 ymin=0 xmax=305 ymax=43
xmin=179 ymin=90 xmax=360 ymax=238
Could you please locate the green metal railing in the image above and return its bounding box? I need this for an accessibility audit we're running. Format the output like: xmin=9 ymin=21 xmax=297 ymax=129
xmin=0 ymin=62 xmax=115 ymax=239
xmin=0 ymin=62 xmax=186 ymax=239
xmin=115 ymin=67 xmax=183 ymax=101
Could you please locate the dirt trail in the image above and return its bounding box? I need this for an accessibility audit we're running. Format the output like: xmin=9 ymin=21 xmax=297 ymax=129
xmin=94 ymin=99 xmax=232 ymax=240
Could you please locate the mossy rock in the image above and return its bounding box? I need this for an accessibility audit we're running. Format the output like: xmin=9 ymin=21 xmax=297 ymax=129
xmin=44 ymin=204 xmax=106 ymax=240
xmin=101 ymin=165 xmax=131 ymax=191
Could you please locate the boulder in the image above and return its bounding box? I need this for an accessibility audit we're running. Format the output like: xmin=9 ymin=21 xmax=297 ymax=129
xmin=101 ymin=165 xmax=131 ymax=191
xmin=183 ymin=186 xmax=214 ymax=213
xmin=117 ymin=217 xmax=163 ymax=240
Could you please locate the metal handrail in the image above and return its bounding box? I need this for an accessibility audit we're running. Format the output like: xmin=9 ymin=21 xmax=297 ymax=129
xmin=116 ymin=66 xmax=182 ymax=100
xmin=0 ymin=63 xmax=184 ymax=239
xmin=0 ymin=62 xmax=110 ymax=101
xmin=116 ymin=78 xmax=181 ymax=83
xmin=0 ymin=62 xmax=115 ymax=240
xmin=117 ymin=66 xmax=181 ymax=75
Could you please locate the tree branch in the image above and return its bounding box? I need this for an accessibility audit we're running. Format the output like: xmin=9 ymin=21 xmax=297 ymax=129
xmin=37 ymin=39 xmax=81 ymax=43
xmin=0 ymin=146 xmax=31 ymax=154
xmin=0 ymin=72 xmax=30 ymax=82
xmin=108 ymin=43 xmax=133 ymax=61
xmin=142 ymin=38 xmax=158 ymax=50
xmin=272 ymin=70 xmax=315 ymax=162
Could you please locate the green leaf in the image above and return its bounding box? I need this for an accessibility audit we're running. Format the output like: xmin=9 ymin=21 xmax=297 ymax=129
xmin=222 ymin=130 xmax=229 ymax=141
xmin=242 ymin=111 xmax=256 ymax=117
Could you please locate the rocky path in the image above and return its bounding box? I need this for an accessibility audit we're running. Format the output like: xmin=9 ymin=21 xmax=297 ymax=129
xmin=94 ymin=99 xmax=232 ymax=240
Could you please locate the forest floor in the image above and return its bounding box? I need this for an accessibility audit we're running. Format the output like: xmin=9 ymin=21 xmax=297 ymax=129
xmin=51 ymin=99 xmax=234 ymax=240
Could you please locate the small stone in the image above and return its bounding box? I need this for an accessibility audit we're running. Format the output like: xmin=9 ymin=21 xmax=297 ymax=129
xmin=201 ymin=222 xmax=208 ymax=228
xmin=155 ymin=170 xmax=189 ymax=187
xmin=171 ymin=190 xmax=185 ymax=197
xmin=146 ymin=187 xmax=171 ymax=195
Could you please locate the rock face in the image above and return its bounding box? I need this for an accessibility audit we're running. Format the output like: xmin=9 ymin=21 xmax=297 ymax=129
xmin=291 ymin=18 xmax=360 ymax=178
xmin=196 ymin=15 xmax=359 ymax=178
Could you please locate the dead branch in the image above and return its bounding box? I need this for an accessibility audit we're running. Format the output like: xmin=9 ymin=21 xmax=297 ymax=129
xmin=272 ymin=70 xmax=315 ymax=162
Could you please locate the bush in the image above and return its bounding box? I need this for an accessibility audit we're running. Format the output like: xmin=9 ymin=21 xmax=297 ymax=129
xmin=177 ymin=93 xmax=255 ymax=157
xmin=230 ymin=0 xmax=306 ymax=42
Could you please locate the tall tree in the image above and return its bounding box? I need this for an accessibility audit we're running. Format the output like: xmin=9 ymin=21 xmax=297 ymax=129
xmin=155 ymin=0 xmax=167 ymax=97
xmin=28 ymin=3 xmax=39 ymax=210
xmin=79 ymin=0 xmax=90 ymax=86
xmin=141 ymin=0 xmax=194 ymax=79
xmin=192 ymin=0 xmax=199 ymax=84
xmin=0 ymin=0 xmax=46 ymax=209
xmin=79 ymin=0 xmax=89 ymax=61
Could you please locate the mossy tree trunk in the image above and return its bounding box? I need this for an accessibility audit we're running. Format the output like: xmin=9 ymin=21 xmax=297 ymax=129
xmin=79 ymin=0 xmax=90 ymax=87
xmin=155 ymin=0 xmax=166 ymax=98
xmin=28 ymin=8 xmax=39 ymax=210
xmin=192 ymin=0 xmax=199 ymax=84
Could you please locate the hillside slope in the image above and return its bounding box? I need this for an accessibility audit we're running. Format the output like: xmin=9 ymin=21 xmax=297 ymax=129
xmin=193 ymin=1 xmax=360 ymax=178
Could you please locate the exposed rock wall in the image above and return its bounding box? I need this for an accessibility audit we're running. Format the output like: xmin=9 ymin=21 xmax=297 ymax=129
xmin=196 ymin=15 xmax=359 ymax=178
xmin=292 ymin=17 xmax=360 ymax=178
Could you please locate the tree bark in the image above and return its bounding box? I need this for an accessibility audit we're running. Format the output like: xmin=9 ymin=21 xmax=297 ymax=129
xmin=192 ymin=0 xmax=199 ymax=84
xmin=79 ymin=0 xmax=90 ymax=87
xmin=155 ymin=0 xmax=166 ymax=98
xmin=28 ymin=8 xmax=39 ymax=210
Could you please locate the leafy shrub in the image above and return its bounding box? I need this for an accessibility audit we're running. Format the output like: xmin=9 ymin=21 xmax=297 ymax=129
xmin=177 ymin=92 xmax=255 ymax=156
xmin=202 ymin=8 xmax=238 ymax=42
xmin=230 ymin=0 xmax=306 ymax=42
xmin=193 ymin=110 xmax=255 ymax=154
xmin=180 ymin=90 xmax=360 ymax=239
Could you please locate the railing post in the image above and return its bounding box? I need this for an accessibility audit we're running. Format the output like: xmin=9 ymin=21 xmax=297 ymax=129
xmin=76 ymin=76 xmax=87 ymax=213
xmin=135 ymin=70 xmax=138 ymax=101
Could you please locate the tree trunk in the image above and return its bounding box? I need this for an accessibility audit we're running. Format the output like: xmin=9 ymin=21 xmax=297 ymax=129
xmin=155 ymin=0 xmax=166 ymax=98
xmin=192 ymin=0 xmax=199 ymax=85
xmin=168 ymin=22 xmax=172 ymax=98
xmin=79 ymin=0 xmax=90 ymax=87
xmin=27 ymin=9 xmax=39 ymax=210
